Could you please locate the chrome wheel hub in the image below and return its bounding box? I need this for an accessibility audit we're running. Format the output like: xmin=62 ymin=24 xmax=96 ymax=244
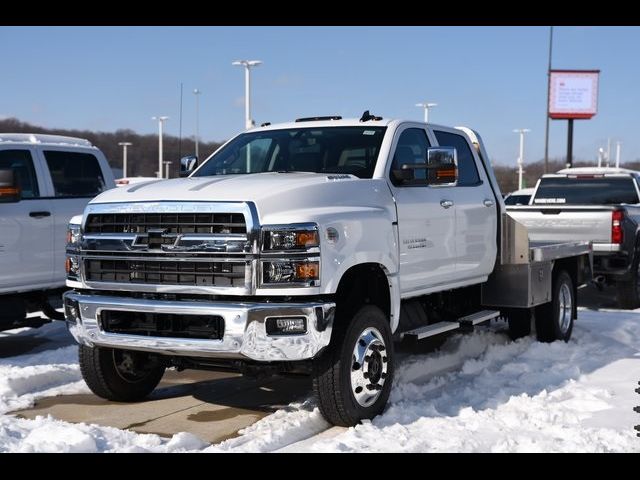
xmin=558 ymin=282 xmax=573 ymax=335
xmin=351 ymin=327 xmax=388 ymax=407
xmin=113 ymin=350 xmax=154 ymax=383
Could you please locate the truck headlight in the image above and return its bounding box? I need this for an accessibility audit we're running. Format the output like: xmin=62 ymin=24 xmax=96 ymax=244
xmin=66 ymin=224 xmax=81 ymax=247
xmin=262 ymin=260 xmax=320 ymax=286
xmin=66 ymin=255 xmax=80 ymax=279
xmin=262 ymin=224 xmax=319 ymax=251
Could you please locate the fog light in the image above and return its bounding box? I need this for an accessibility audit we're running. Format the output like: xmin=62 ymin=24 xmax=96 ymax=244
xmin=266 ymin=317 xmax=307 ymax=335
xmin=64 ymin=297 xmax=80 ymax=323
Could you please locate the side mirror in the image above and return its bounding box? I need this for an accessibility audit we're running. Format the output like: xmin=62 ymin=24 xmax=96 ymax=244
xmin=0 ymin=168 xmax=21 ymax=203
xmin=179 ymin=155 xmax=198 ymax=177
xmin=427 ymin=146 xmax=458 ymax=186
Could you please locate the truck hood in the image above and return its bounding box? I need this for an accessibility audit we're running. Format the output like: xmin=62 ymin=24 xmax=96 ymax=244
xmin=89 ymin=172 xmax=395 ymax=223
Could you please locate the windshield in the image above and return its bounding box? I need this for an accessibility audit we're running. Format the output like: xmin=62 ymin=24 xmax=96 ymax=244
xmin=504 ymin=194 xmax=531 ymax=206
xmin=533 ymin=176 xmax=640 ymax=205
xmin=193 ymin=126 xmax=386 ymax=178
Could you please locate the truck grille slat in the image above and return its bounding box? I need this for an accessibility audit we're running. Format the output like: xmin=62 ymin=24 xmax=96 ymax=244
xmin=86 ymin=259 xmax=247 ymax=287
xmin=85 ymin=213 xmax=247 ymax=234
xmin=100 ymin=310 xmax=224 ymax=340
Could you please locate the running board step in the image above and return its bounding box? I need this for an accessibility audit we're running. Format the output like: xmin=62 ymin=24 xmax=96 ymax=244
xmin=404 ymin=321 xmax=459 ymax=340
xmin=403 ymin=310 xmax=501 ymax=340
xmin=458 ymin=310 xmax=500 ymax=326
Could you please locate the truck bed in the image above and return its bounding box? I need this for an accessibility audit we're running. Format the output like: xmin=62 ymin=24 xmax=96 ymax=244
xmin=507 ymin=205 xmax=616 ymax=244
xmin=529 ymin=240 xmax=591 ymax=263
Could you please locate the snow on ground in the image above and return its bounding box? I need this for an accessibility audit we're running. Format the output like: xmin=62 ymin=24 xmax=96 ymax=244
xmin=1 ymin=307 xmax=639 ymax=452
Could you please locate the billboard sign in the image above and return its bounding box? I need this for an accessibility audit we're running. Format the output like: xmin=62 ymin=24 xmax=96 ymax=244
xmin=549 ymin=70 xmax=600 ymax=119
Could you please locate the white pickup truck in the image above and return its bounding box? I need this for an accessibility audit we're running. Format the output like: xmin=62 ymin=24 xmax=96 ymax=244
xmin=507 ymin=167 xmax=640 ymax=309
xmin=63 ymin=114 xmax=591 ymax=426
xmin=0 ymin=134 xmax=115 ymax=331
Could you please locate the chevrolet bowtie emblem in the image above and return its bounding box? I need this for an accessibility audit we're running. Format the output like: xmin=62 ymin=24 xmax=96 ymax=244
xmin=133 ymin=228 xmax=171 ymax=250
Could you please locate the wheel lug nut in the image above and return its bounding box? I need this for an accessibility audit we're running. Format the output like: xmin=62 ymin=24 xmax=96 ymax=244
xmin=366 ymin=384 xmax=375 ymax=390
xmin=352 ymin=362 xmax=361 ymax=370
xmin=363 ymin=372 xmax=370 ymax=379
xmin=364 ymin=355 xmax=371 ymax=361
xmin=381 ymin=372 xmax=387 ymax=378
xmin=382 ymin=357 xmax=387 ymax=363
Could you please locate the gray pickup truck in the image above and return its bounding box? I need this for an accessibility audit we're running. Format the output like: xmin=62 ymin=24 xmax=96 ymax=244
xmin=508 ymin=167 xmax=640 ymax=309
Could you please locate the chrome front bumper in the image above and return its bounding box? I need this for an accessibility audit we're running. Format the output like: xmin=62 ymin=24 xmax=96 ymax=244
xmin=63 ymin=291 xmax=335 ymax=362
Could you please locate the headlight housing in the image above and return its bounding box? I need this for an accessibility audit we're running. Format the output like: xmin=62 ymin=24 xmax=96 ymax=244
xmin=260 ymin=223 xmax=320 ymax=287
xmin=262 ymin=224 xmax=319 ymax=252
xmin=262 ymin=260 xmax=320 ymax=286
xmin=66 ymin=223 xmax=81 ymax=247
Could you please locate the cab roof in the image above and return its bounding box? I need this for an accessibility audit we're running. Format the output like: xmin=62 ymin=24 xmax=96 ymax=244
xmin=554 ymin=166 xmax=639 ymax=176
xmin=248 ymin=117 xmax=456 ymax=133
xmin=0 ymin=133 xmax=94 ymax=147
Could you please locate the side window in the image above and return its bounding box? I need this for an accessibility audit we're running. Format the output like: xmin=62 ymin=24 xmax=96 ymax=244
xmin=0 ymin=149 xmax=39 ymax=199
xmin=390 ymin=128 xmax=431 ymax=185
xmin=44 ymin=151 xmax=106 ymax=198
xmin=433 ymin=131 xmax=481 ymax=187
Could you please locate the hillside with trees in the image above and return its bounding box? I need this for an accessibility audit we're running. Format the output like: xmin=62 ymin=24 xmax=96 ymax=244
xmin=1 ymin=117 xmax=638 ymax=194
xmin=0 ymin=118 xmax=223 ymax=178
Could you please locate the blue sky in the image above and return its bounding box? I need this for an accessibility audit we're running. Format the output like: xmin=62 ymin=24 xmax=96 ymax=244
xmin=1 ymin=26 xmax=638 ymax=165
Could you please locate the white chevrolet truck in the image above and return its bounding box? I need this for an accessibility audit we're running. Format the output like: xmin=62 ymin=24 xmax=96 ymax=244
xmin=63 ymin=114 xmax=591 ymax=426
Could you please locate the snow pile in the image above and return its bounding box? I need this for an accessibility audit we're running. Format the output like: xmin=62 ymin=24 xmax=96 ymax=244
xmin=1 ymin=308 xmax=640 ymax=452
xmin=0 ymin=323 xmax=210 ymax=453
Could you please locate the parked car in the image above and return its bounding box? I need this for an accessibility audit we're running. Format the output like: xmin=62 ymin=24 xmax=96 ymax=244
xmin=507 ymin=166 xmax=640 ymax=308
xmin=0 ymin=133 xmax=115 ymax=331
xmin=504 ymin=187 xmax=534 ymax=206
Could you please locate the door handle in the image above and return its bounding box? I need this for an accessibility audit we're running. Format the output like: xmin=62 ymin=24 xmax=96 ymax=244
xmin=440 ymin=200 xmax=454 ymax=209
xmin=483 ymin=199 xmax=495 ymax=207
xmin=29 ymin=211 xmax=51 ymax=218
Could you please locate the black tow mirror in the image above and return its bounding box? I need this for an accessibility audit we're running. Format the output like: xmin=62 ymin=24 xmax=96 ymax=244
xmin=427 ymin=146 xmax=458 ymax=186
xmin=0 ymin=169 xmax=21 ymax=203
xmin=180 ymin=155 xmax=198 ymax=177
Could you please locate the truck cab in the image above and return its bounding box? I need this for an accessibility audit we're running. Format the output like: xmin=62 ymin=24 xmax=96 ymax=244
xmin=63 ymin=116 xmax=590 ymax=426
xmin=0 ymin=133 xmax=115 ymax=330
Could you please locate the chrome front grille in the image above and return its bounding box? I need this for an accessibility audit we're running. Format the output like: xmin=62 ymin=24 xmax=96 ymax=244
xmin=85 ymin=258 xmax=247 ymax=287
xmin=85 ymin=212 xmax=247 ymax=235
xmin=77 ymin=202 xmax=259 ymax=294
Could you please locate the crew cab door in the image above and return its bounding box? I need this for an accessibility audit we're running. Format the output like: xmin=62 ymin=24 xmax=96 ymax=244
xmin=37 ymin=148 xmax=111 ymax=285
xmin=433 ymin=128 xmax=497 ymax=281
xmin=0 ymin=147 xmax=54 ymax=291
xmin=387 ymin=125 xmax=457 ymax=294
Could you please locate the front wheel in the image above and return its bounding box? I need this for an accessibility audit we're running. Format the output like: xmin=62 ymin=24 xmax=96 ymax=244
xmin=79 ymin=345 xmax=165 ymax=402
xmin=312 ymin=305 xmax=394 ymax=427
xmin=535 ymin=270 xmax=575 ymax=343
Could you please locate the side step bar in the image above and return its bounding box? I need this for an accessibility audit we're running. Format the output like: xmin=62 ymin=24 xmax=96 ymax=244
xmin=458 ymin=310 xmax=500 ymax=326
xmin=403 ymin=310 xmax=500 ymax=340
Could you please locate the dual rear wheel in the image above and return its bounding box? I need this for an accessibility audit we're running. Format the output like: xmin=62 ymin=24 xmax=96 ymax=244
xmin=507 ymin=269 xmax=575 ymax=343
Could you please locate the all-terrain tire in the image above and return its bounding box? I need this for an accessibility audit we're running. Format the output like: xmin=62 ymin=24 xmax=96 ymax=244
xmin=312 ymin=305 xmax=394 ymax=427
xmin=535 ymin=270 xmax=574 ymax=343
xmin=79 ymin=345 xmax=165 ymax=402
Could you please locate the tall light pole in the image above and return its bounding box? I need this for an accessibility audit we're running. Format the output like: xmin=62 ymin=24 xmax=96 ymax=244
xmin=616 ymin=141 xmax=622 ymax=168
xmin=543 ymin=26 xmax=554 ymax=174
xmin=415 ymin=102 xmax=437 ymax=123
xmin=514 ymin=129 xmax=531 ymax=190
xmin=232 ymin=60 xmax=262 ymax=130
xmin=152 ymin=116 xmax=169 ymax=178
xmin=118 ymin=142 xmax=132 ymax=178
xmin=193 ymin=88 xmax=201 ymax=158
